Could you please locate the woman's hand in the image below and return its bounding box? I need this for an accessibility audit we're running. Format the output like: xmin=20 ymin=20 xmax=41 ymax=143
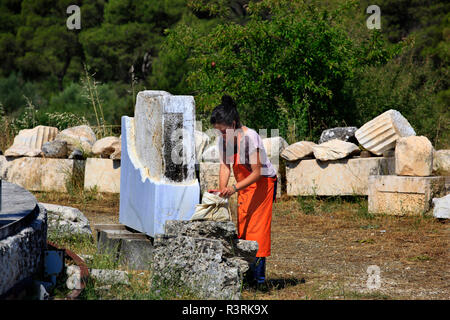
xmin=219 ymin=186 xmax=235 ymax=198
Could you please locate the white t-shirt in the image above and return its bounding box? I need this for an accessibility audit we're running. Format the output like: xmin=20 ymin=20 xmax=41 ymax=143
xmin=217 ymin=127 xmax=277 ymax=177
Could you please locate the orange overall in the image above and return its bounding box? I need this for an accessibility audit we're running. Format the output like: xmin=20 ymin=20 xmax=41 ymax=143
xmin=232 ymin=128 xmax=276 ymax=257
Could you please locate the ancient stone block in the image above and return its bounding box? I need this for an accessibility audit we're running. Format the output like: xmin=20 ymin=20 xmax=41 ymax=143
xmin=92 ymin=136 xmax=121 ymax=158
xmin=95 ymin=225 xmax=153 ymax=270
xmin=395 ymin=136 xmax=434 ymax=176
xmin=84 ymin=158 xmax=121 ymax=193
xmin=42 ymin=140 xmax=68 ymax=158
xmin=432 ymin=194 xmax=450 ymax=219
xmin=55 ymin=125 xmax=97 ymax=155
xmin=0 ymin=156 xmax=85 ymax=192
xmin=119 ymin=115 xmax=200 ymax=237
xmin=281 ymin=141 xmax=316 ymax=161
xmin=120 ymin=238 xmax=153 ymax=270
xmin=262 ymin=136 xmax=289 ymax=161
xmin=5 ymin=125 xmax=58 ymax=157
xmin=40 ymin=202 xmax=92 ymax=237
xmin=90 ymin=269 xmax=129 ymax=285
xmin=312 ymin=139 xmax=360 ymax=161
xmin=287 ymin=157 xmax=395 ymax=196
xmin=433 ymin=149 xmax=450 ymax=175
xmin=134 ymin=90 xmax=196 ymax=183
xmin=152 ymin=220 xmax=258 ymax=300
xmin=355 ymin=109 xmax=416 ymax=155
xmin=368 ymin=175 xmax=445 ymax=215
xmin=319 ymin=127 xmax=357 ymax=144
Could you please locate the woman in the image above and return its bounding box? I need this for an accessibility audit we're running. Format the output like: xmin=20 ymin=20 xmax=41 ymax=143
xmin=210 ymin=94 xmax=277 ymax=289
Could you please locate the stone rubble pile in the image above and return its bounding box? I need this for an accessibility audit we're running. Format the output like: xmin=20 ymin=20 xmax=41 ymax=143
xmin=3 ymin=124 xmax=121 ymax=160
xmin=152 ymin=220 xmax=258 ymax=300
xmin=5 ymin=125 xmax=59 ymax=157
xmin=277 ymin=109 xmax=448 ymax=217
xmin=92 ymin=136 xmax=121 ymax=160
xmin=39 ymin=202 xmax=92 ymax=237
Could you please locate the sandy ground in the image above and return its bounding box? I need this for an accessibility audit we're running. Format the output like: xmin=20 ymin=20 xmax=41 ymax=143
xmin=34 ymin=191 xmax=449 ymax=300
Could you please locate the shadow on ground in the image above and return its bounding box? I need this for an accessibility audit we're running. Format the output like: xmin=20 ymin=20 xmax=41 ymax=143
xmin=267 ymin=278 xmax=305 ymax=290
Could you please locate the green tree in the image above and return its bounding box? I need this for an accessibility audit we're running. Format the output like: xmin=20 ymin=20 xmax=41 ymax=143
xmin=14 ymin=0 xmax=85 ymax=90
xmin=79 ymin=0 xmax=188 ymax=83
xmin=0 ymin=0 xmax=24 ymax=76
xmin=179 ymin=0 xmax=396 ymax=140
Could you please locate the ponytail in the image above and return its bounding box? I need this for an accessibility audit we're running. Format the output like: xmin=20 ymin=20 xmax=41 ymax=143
xmin=210 ymin=94 xmax=242 ymax=128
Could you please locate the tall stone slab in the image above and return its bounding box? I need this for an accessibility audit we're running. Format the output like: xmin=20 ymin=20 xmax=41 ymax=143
xmin=119 ymin=90 xmax=200 ymax=237
xmin=355 ymin=110 xmax=416 ymax=155
xmin=134 ymin=90 xmax=196 ymax=183
xmin=286 ymin=157 xmax=395 ymax=196
xmin=368 ymin=175 xmax=445 ymax=215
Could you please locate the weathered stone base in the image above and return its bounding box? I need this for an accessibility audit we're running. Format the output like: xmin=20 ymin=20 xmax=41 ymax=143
xmin=152 ymin=220 xmax=258 ymax=300
xmin=95 ymin=224 xmax=153 ymax=270
xmin=286 ymin=157 xmax=395 ymax=196
xmin=368 ymin=175 xmax=446 ymax=216
xmin=0 ymin=155 xmax=84 ymax=193
xmin=0 ymin=204 xmax=47 ymax=296
xmin=84 ymin=158 xmax=121 ymax=193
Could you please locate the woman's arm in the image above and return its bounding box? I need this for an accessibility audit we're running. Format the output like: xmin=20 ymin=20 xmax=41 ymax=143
xmin=219 ymin=163 xmax=231 ymax=190
xmin=219 ymin=149 xmax=262 ymax=197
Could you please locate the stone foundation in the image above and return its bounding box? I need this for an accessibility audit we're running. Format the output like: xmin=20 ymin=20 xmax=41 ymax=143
xmin=84 ymin=158 xmax=121 ymax=193
xmin=0 ymin=156 xmax=84 ymax=193
xmin=152 ymin=220 xmax=258 ymax=300
xmin=368 ymin=175 xmax=446 ymax=215
xmin=0 ymin=204 xmax=47 ymax=296
xmin=286 ymin=157 xmax=395 ymax=196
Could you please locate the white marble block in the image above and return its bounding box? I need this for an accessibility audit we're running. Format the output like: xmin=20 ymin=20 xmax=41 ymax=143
xmin=355 ymin=109 xmax=416 ymax=155
xmin=119 ymin=93 xmax=200 ymax=237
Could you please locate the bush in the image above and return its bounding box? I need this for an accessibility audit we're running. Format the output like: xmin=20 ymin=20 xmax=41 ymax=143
xmin=0 ymin=73 xmax=46 ymax=115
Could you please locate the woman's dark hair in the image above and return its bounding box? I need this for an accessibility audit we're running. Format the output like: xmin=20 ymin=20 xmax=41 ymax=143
xmin=210 ymin=94 xmax=241 ymax=128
